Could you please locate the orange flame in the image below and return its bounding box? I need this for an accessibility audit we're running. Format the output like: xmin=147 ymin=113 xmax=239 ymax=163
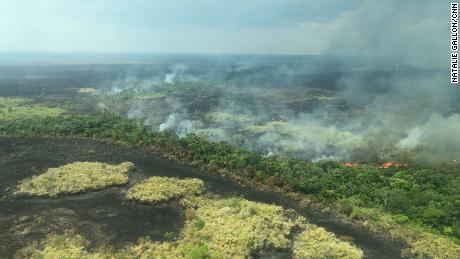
xmin=380 ymin=162 xmax=408 ymax=169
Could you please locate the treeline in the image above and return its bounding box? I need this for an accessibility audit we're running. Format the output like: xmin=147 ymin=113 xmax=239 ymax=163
xmin=1 ymin=113 xmax=460 ymax=239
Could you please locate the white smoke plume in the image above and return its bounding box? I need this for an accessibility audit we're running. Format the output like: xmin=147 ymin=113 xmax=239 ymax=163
xmin=158 ymin=113 xmax=202 ymax=137
xmin=164 ymin=64 xmax=188 ymax=84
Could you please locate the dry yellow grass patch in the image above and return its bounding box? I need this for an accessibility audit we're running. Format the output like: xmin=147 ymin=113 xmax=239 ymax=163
xmin=126 ymin=176 xmax=204 ymax=203
xmin=15 ymin=162 xmax=134 ymax=197
xmin=124 ymin=176 xmax=364 ymax=258
xmin=176 ymin=197 xmax=306 ymax=258
xmin=293 ymin=226 xmax=363 ymax=259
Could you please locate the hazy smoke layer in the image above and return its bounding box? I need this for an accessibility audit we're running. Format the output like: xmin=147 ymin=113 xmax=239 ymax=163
xmin=327 ymin=0 xmax=447 ymax=68
xmin=99 ymin=1 xmax=457 ymax=164
xmin=100 ymin=62 xmax=459 ymax=164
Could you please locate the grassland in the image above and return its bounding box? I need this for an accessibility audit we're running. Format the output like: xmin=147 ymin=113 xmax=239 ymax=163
xmin=125 ymin=177 xmax=363 ymax=258
xmin=126 ymin=176 xmax=204 ymax=203
xmin=124 ymin=197 xmax=311 ymax=258
xmin=0 ymin=97 xmax=64 ymax=121
xmin=293 ymin=227 xmax=363 ymax=259
xmin=15 ymin=161 xmax=134 ymax=197
xmin=16 ymin=176 xmax=364 ymax=259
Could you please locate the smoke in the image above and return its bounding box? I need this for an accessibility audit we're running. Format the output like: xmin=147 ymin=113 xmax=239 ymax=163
xmin=107 ymin=76 xmax=163 ymax=94
xmin=249 ymin=120 xmax=365 ymax=161
xmin=103 ymin=60 xmax=459 ymax=164
xmin=326 ymin=0 xmax=447 ymax=69
xmin=103 ymin=64 xmax=188 ymax=94
xmin=164 ymin=64 xmax=188 ymax=84
xmin=127 ymin=101 xmax=145 ymax=119
xmin=164 ymin=74 xmax=175 ymax=84
xmin=123 ymin=95 xmax=204 ymax=137
xmin=96 ymin=1 xmax=457 ymax=164
xmin=309 ymin=0 xmax=457 ymax=163
xmin=394 ymin=114 xmax=460 ymax=163
xmin=396 ymin=128 xmax=423 ymax=150
xmin=159 ymin=113 xmax=203 ymax=137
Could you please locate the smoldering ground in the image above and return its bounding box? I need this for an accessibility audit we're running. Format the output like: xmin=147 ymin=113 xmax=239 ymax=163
xmin=98 ymin=58 xmax=459 ymax=164
xmin=99 ymin=0 xmax=457 ymax=164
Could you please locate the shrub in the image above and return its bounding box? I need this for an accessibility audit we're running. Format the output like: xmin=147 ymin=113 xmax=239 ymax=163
xmin=14 ymin=230 xmax=90 ymax=259
xmin=293 ymin=227 xmax=363 ymax=259
xmin=15 ymin=162 xmax=134 ymax=197
xmin=16 ymin=188 xmax=365 ymax=259
xmin=246 ymin=238 xmax=255 ymax=249
xmin=126 ymin=176 xmax=204 ymax=203
xmin=350 ymin=206 xmax=380 ymax=221
xmin=394 ymin=214 xmax=410 ymax=224
xmin=183 ymin=243 xmax=211 ymax=259
xmin=193 ymin=218 xmax=205 ymax=230
xmin=410 ymin=232 xmax=460 ymax=259
xmin=181 ymin=198 xmax=306 ymax=258
xmin=338 ymin=198 xmax=355 ymax=216
xmin=129 ymin=196 xmax=310 ymax=258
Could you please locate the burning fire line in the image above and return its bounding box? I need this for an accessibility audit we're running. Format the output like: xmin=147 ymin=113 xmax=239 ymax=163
xmin=340 ymin=161 xmax=409 ymax=169
xmin=379 ymin=162 xmax=408 ymax=169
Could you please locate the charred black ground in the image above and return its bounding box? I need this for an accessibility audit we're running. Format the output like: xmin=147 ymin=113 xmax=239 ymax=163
xmin=0 ymin=137 xmax=402 ymax=258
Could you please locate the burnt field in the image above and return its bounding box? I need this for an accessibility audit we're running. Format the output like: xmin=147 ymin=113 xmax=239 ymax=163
xmin=0 ymin=137 xmax=403 ymax=258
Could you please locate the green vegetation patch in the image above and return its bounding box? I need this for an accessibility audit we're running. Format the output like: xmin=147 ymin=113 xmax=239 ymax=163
xmin=17 ymin=198 xmax=355 ymax=259
xmin=126 ymin=176 xmax=204 ymax=203
xmin=0 ymin=97 xmax=65 ymax=121
xmin=353 ymin=206 xmax=460 ymax=259
xmin=15 ymin=162 xmax=134 ymax=197
xmin=408 ymin=231 xmax=460 ymax=259
xmin=337 ymin=201 xmax=460 ymax=259
xmin=293 ymin=227 xmax=363 ymax=259
xmin=176 ymin=197 xmax=306 ymax=258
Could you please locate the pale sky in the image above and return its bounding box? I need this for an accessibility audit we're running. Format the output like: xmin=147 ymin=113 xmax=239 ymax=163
xmin=0 ymin=0 xmax=447 ymax=64
xmin=0 ymin=0 xmax=362 ymax=54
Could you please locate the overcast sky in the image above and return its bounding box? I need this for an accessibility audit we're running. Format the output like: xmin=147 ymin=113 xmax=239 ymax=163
xmin=0 ymin=0 xmax=447 ymax=64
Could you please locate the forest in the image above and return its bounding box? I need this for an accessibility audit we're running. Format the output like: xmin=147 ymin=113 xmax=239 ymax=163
xmin=2 ymin=108 xmax=459 ymax=258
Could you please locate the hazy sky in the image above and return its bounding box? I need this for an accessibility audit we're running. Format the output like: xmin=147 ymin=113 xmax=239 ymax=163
xmin=0 ymin=0 xmax=447 ymax=62
xmin=0 ymin=0 xmax=360 ymax=54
